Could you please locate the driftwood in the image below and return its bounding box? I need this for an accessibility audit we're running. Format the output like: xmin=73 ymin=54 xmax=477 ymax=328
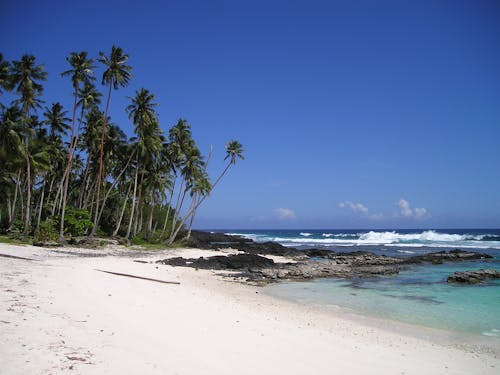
xmin=0 ymin=253 xmax=38 ymax=261
xmin=95 ymin=269 xmax=180 ymax=285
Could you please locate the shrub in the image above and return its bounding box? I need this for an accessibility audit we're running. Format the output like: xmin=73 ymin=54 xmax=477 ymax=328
xmin=35 ymin=219 xmax=59 ymax=243
xmin=63 ymin=207 xmax=93 ymax=237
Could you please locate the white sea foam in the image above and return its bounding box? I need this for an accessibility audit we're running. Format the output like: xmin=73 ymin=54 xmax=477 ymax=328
xmin=482 ymin=329 xmax=500 ymax=337
xmin=225 ymin=230 xmax=500 ymax=249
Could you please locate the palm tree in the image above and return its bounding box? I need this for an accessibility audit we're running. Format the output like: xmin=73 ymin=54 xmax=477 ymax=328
xmin=124 ymin=88 xmax=162 ymax=238
xmin=0 ymin=106 xmax=24 ymax=228
xmin=59 ymin=52 xmax=95 ymax=239
xmin=185 ymin=172 xmax=211 ymax=238
xmin=93 ymin=46 xmax=132 ymax=234
xmin=167 ymin=140 xmax=244 ymax=245
xmin=0 ymin=53 xmax=11 ymax=95
xmin=212 ymin=140 xmax=244 ymax=189
xmin=43 ymin=103 xmax=70 ymax=141
xmin=10 ymin=55 xmax=47 ymax=114
xmin=10 ymin=54 xmax=47 ymax=234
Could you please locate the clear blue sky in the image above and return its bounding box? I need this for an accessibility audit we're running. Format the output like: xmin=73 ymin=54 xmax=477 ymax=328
xmin=2 ymin=0 xmax=499 ymax=229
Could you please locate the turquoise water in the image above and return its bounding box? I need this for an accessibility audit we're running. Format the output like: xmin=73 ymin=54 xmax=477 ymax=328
xmin=265 ymin=261 xmax=500 ymax=337
xmin=222 ymin=229 xmax=500 ymax=337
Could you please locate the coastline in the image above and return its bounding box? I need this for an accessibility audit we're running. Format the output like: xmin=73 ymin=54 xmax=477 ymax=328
xmin=1 ymin=242 xmax=499 ymax=374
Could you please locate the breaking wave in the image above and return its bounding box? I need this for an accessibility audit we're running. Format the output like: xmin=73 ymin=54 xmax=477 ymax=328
xmin=226 ymin=230 xmax=500 ymax=249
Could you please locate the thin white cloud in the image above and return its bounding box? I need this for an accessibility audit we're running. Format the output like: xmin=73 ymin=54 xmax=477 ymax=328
xmin=369 ymin=213 xmax=384 ymax=221
xmin=414 ymin=207 xmax=427 ymax=218
xmin=274 ymin=208 xmax=297 ymax=220
xmin=339 ymin=201 xmax=368 ymax=214
xmin=339 ymin=201 xmax=382 ymax=220
xmin=397 ymin=198 xmax=428 ymax=219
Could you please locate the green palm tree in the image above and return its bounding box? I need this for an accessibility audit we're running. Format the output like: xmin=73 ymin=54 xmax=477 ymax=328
xmin=0 ymin=106 xmax=24 ymax=228
xmin=10 ymin=54 xmax=47 ymax=234
xmin=43 ymin=102 xmax=70 ymax=141
xmin=10 ymin=55 xmax=47 ymax=114
xmin=167 ymin=140 xmax=244 ymax=245
xmin=59 ymin=52 xmax=96 ymax=239
xmin=77 ymin=81 xmax=102 ymax=113
xmin=0 ymin=106 xmax=24 ymax=164
xmin=94 ymin=46 xmax=132 ymax=235
xmin=73 ymin=82 xmax=102 ymax=210
xmin=124 ymin=88 xmax=162 ymax=238
xmin=0 ymin=53 xmax=11 ymax=95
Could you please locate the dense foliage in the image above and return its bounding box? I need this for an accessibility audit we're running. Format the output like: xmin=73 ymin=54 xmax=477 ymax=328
xmin=0 ymin=49 xmax=243 ymax=244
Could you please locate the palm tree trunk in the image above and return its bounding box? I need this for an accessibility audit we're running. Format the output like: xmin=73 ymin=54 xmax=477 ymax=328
xmin=146 ymin=202 xmax=154 ymax=235
xmin=186 ymin=195 xmax=201 ymax=239
xmin=126 ymin=158 xmax=139 ymax=239
xmin=36 ymin=179 xmax=46 ymax=230
xmin=59 ymin=93 xmax=79 ymax=240
xmin=133 ymin=170 xmax=145 ymax=237
xmin=96 ymin=150 xmax=135 ymax=226
xmin=79 ymin=163 xmax=92 ymax=209
xmin=19 ymin=175 xmax=25 ymax=225
xmin=113 ymin=182 xmax=132 ymax=236
xmin=169 ymin=179 xmax=185 ymax=238
xmin=23 ymin=139 xmax=31 ymax=235
xmin=46 ymin=176 xmax=55 ymax=210
xmin=83 ymin=179 xmax=96 ymax=211
xmin=92 ymin=81 xmax=113 ymax=235
xmin=167 ymin=162 xmax=232 ymax=245
xmin=161 ymin=178 xmax=176 ymax=236
xmin=7 ymin=195 xmax=12 ymax=228
xmin=8 ymin=170 xmax=21 ymax=230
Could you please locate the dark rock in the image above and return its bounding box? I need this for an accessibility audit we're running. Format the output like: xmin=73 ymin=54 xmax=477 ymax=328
xmin=187 ymin=231 xmax=304 ymax=257
xmin=405 ymin=250 xmax=492 ymax=264
xmin=176 ymin=231 xmax=494 ymax=284
xmin=303 ymin=249 xmax=338 ymax=258
xmin=157 ymin=253 xmax=275 ymax=270
xmin=447 ymin=269 xmax=500 ymax=284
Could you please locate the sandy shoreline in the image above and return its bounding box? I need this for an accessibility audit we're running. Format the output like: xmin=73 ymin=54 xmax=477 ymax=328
xmin=0 ymin=243 xmax=498 ymax=374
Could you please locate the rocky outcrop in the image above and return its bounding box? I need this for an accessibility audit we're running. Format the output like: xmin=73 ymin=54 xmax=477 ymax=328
xmin=156 ymin=249 xmax=408 ymax=282
xmin=406 ymin=249 xmax=492 ymax=264
xmin=157 ymin=254 xmax=275 ymax=270
xmin=447 ymin=269 xmax=500 ymax=284
xmin=171 ymin=231 xmax=494 ymax=284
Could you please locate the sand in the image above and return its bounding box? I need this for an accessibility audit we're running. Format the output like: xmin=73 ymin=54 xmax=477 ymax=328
xmin=0 ymin=242 xmax=498 ymax=374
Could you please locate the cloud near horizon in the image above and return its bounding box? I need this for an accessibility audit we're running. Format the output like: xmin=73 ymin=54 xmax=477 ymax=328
xmin=339 ymin=201 xmax=384 ymax=221
xmin=339 ymin=201 xmax=368 ymax=214
xmin=273 ymin=208 xmax=297 ymax=220
xmin=397 ymin=198 xmax=428 ymax=219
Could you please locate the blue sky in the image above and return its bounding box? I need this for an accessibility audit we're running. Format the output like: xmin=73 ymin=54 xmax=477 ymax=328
xmin=2 ymin=0 xmax=499 ymax=229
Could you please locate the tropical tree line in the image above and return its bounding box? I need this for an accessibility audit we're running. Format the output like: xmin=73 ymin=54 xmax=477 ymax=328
xmin=0 ymin=48 xmax=243 ymax=244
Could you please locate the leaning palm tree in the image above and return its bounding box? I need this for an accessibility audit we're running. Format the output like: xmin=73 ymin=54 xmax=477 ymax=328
xmin=93 ymin=46 xmax=132 ymax=234
xmin=10 ymin=54 xmax=47 ymax=234
xmin=211 ymin=140 xmax=244 ymax=189
xmin=166 ymin=140 xmax=244 ymax=245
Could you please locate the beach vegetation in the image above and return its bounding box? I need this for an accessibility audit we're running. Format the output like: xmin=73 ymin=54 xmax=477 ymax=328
xmin=0 ymin=48 xmax=243 ymax=246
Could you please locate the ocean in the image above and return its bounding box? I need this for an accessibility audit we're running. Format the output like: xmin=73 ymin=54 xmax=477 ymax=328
xmin=222 ymin=229 xmax=500 ymax=338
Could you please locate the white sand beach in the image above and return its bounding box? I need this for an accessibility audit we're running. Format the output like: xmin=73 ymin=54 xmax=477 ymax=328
xmin=0 ymin=242 xmax=498 ymax=375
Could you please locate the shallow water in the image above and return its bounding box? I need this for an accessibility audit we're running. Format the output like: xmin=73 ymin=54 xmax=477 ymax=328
xmin=265 ymin=260 xmax=500 ymax=338
xmin=222 ymin=229 xmax=500 ymax=338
